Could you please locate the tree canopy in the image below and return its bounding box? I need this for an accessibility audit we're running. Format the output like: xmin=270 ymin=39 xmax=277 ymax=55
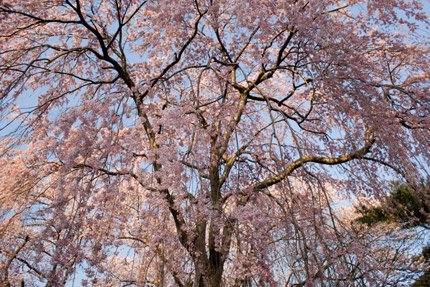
xmin=357 ymin=180 xmax=430 ymax=228
xmin=356 ymin=180 xmax=430 ymax=286
xmin=1 ymin=0 xmax=430 ymax=286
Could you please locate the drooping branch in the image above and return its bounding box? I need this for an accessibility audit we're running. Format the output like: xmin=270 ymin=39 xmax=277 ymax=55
xmin=253 ymin=131 xmax=376 ymax=191
xmin=2 ymin=235 xmax=30 ymax=287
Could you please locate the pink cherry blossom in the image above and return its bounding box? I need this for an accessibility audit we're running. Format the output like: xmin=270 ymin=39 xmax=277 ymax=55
xmin=1 ymin=0 xmax=430 ymax=286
